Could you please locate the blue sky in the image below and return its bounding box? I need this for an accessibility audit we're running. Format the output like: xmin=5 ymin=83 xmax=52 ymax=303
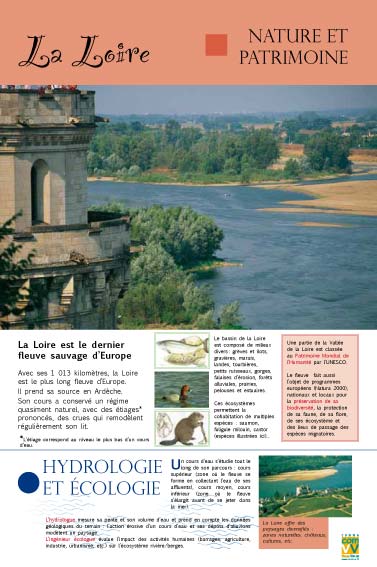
xmin=82 ymin=86 xmax=377 ymax=115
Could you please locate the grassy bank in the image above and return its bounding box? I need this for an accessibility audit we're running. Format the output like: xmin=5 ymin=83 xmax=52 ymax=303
xmin=186 ymin=258 xmax=243 ymax=273
xmin=88 ymin=167 xmax=340 ymax=186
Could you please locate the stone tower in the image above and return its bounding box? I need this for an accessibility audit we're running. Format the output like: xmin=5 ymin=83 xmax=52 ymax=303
xmin=0 ymin=87 xmax=130 ymax=329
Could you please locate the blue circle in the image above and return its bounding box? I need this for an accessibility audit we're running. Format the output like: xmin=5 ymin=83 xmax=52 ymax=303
xmin=18 ymin=472 xmax=40 ymax=494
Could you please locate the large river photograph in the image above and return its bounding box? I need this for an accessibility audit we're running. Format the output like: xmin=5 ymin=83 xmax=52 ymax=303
xmin=259 ymin=455 xmax=352 ymax=517
xmin=86 ymin=85 xmax=377 ymax=330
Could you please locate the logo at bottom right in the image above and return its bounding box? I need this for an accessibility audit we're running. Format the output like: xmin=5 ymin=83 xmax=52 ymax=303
xmin=342 ymin=534 xmax=359 ymax=560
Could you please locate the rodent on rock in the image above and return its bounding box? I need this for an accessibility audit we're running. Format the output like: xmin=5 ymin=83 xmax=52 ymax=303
xmin=160 ymin=412 xmax=207 ymax=446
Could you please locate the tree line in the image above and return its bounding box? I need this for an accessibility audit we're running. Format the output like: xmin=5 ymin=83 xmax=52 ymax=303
xmin=88 ymin=120 xmax=280 ymax=179
xmin=88 ymin=118 xmax=354 ymax=182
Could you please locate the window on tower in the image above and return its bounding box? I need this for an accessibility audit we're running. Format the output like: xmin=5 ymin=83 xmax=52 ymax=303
xmin=31 ymin=159 xmax=49 ymax=225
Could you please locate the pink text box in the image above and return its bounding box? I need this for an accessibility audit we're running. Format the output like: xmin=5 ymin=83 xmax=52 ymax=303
xmin=282 ymin=334 xmax=358 ymax=442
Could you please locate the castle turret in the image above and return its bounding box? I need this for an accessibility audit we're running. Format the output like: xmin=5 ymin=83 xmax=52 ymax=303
xmin=0 ymin=87 xmax=130 ymax=329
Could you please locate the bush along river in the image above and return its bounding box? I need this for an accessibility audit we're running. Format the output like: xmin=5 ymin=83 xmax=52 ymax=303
xmin=89 ymin=176 xmax=377 ymax=330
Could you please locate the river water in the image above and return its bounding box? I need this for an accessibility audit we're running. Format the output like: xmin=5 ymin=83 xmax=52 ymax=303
xmin=259 ymin=461 xmax=352 ymax=498
xmin=89 ymin=176 xmax=377 ymax=329
xmin=155 ymin=371 xmax=209 ymax=409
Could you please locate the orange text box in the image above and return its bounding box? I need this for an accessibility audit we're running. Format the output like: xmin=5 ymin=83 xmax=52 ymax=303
xmin=0 ymin=0 xmax=375 ymax=84
xmin=259 ymin=517 xmax=328 ymax=549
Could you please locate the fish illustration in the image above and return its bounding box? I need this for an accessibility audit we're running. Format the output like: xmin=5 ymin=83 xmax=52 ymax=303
xmin=165 ymin=346 xmax=207 ymax=366
xmin=157 ymin=336 xmax=209 ymax=354
xmin=157 ymin=335 xmax=209 ymax=366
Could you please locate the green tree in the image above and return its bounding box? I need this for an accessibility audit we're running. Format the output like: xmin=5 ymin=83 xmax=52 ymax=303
xmin=104 ymin=152 xmax=125 ymax=171
xmin=240 ymin=165 xmax=251 ymax=184
xmin=182 ymin=282 xmax=214 ymax=321
xmin=223 ymin=157 xmax=239 ymax=175
xmin=130 ymin=205 xmax=223 ymax=266
xmin=165 ymin=119 xmax=181 ymax=145
xmin=218 ymin=301 xmax=243 ymax=328
xmin=203 ymin=154 xmax=223 ymax=174
xmin=177 ymin=127 xmax=202 ymax=150
xmin=130 ymin=137 xmax=155 ymax=171
xmin=194 ymin=310 xmax=216 ymax=329
xmin=284 ymin=158 xmax=302 ymax=178
xmin=129 ymin=121 xmax=144 ymax=132
xmin=242 ymin=129 xmax=280 ymax=169
xmin=304 ymin=130 xmax=351 ymax=172
xmin=87 ymin=150 xmax=103 ymax=174
xmin=128 ymin=164 xmax=142 ymax=177
xmin=0 ymin=215 xmax=35 ymax=328
xmin=131 ymin=243 xmax=178 ymax=285
xmin=176 ymin=149 xmax=199 ymax=173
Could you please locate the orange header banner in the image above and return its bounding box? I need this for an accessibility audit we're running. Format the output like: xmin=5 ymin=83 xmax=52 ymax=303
xmin=0 ymin=0 xmax=375 ymax=84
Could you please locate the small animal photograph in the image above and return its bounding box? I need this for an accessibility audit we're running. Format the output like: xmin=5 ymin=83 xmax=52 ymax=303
xmin=155 ymin=333 xmax=209 ymax=369
xmin=155 ymin=410 xmax=209 ymax=447
xmin=155 ymin=371 xmax=209 ymax=408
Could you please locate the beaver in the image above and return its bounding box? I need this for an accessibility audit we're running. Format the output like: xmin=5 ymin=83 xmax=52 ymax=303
xmin=160 ymin=412 xmax=207 ymax=446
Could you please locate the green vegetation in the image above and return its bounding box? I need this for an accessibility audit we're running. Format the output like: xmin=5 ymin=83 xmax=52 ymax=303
xmin=0 ymin=214 xmax=36 ymax=328
xmin=88 ymin=120 xmax=281 ymax=182
xmin=260 ymin=489 xmax=352 ymax=518
xmin=283 ymin=158 xmax=303 ymax=178
xmin=340 ymin=489 xmax=352 ymax=500
xmin=333 ymin=109 xmax=377 ymax=149
xmin=314 ymin=508 xmax=351 ymax=517
xmin=260 ymin=490 xmax=352 ymax=518
xmin=304 ymin=130 xmax=352 ymax=172
xmin=282 ymin=495 xmax=342 ymax=515
xmin=131 ymin=205 xmax=223 ymax=266
xmin=86 ymin=109 xmax=377 ymax=183
xmin=91 ymin=202 xmax=242 ymax=329
xmin=279 ymin=111 xmax=332 ymax=144
xmin=259 ymin=456 xmax=352 ymax=477
xmin=277 ymin=109 xmax=377 ymax=148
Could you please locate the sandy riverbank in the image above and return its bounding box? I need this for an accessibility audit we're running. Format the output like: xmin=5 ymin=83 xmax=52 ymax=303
xmin=296 ymin=221 xmax=352 ymax=228
xmin=262 ymin=468 xmax=338 ymax=482
xmin=258 ymin=178 xmax=377 ymax=217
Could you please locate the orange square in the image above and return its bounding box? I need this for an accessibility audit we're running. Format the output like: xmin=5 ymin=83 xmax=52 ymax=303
xmin=205 ymin=34 xmax=228 ymax=56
